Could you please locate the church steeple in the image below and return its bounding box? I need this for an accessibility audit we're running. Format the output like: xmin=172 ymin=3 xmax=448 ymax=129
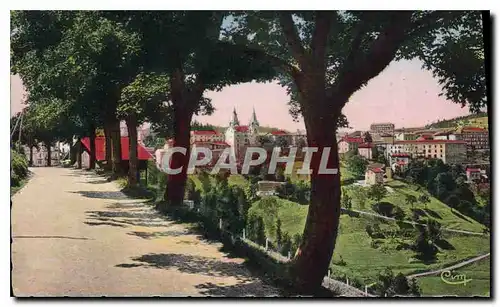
xmin=249 ymin=107 xmax=259 ymax=127
xmin=230 ymin=107 xmax=240 ymax=127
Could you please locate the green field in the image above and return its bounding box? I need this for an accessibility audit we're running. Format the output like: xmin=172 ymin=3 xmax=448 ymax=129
xmin=416 ymin=257 xmax=491 ymax=297
xmin=248 ymin=195 xmax=491 ymax=293
xmin=287 ymin=160 xmax=356 ymax=184
xmin=345 ymin=180 xmax=486 ymax=233
xmin=193 ymin=172 xmax=490 ymax=296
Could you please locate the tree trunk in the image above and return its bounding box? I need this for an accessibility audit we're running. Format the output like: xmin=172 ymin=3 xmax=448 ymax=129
xmin=290 ymin=95 xmax=343 ymax=295
xmin=110 ymin=119 xmax=123 ymax=178
xmin=126 ymin=114 xmax=139 ymax=187
xmin=76 ymin=137 xmax=82 ymax=169
xmin=162 ymin=104 xmax=193 ymax=209
xmin=29 ymin=146 xmax=33 ymax=166
xmin=45 ymin=141 xmax=52 ymax=167
xmin=88 ymin=124 xmax=96 ymax=170
xmin=103 ymin=122 xmax=112 ymax=170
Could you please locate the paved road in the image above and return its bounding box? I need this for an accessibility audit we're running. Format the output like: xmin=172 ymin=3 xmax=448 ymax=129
xmin=11 ymin=167 xmax=279 ymax=297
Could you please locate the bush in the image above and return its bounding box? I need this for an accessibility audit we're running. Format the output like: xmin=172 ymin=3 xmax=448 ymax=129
xmin=147 ymin=160 xmax=159 ymax=185
xmin=372 ymin=202 xmax=397 ymax=217
xmin=11 ymin=149 xmax=28 ymax=187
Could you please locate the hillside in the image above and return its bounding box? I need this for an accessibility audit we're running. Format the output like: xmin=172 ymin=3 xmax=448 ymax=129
xmin=248 ymin=194 xmax=490 ymax=296
xmin=426 ymin=113 xmax=489 ymax=129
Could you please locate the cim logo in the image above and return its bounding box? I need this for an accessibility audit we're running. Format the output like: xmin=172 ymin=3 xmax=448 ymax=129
xmin=440 ymin=270 xmax=472 ymax=286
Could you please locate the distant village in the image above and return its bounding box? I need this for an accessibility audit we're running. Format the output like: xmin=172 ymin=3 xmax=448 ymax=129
xmin=25 ymin=108 xmax=490 ymax=188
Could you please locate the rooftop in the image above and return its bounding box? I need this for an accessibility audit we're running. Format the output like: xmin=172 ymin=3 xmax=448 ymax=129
xmin=394 ymin=139 xmax=466 ymax=144
xmin=192 ymin=130 xmax=219 ymax=135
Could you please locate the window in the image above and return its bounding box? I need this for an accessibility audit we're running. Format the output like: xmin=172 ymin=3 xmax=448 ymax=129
xmin=434 ymin=154 xmax=437 ymax=158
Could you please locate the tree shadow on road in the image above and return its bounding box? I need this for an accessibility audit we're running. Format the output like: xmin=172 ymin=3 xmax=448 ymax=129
xmin=85 ymin=208 xmax=175 ymax=228
xmin=80 ymin=179 xmax=110 ymax=185
xmin=71 ymin=191 xmax=129 ymax=200
xmin=128 ymin=230 xmax=192 ymax=239
xmin=115 ymin=253 xmax=252 ymax=281
xmin=194 ymin=281 xmax=280 ymax=297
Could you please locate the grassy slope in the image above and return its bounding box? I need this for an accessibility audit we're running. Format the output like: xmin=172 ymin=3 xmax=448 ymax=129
xmin=346 ymin=180 xmax=486 ymax=233
xmin=416 ymin=257 xmax=491 ymax=297
xmin=249 ymin=196 xmax=490 ymax=291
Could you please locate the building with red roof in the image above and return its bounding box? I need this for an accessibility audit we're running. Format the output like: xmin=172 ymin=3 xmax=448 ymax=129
xmin=466 ymin=168 xmax=482 ymax=182
xmin=457 ymin=126 xmax=489 ymax=153
xmin=79 ymin=136 xmax=153 ymax=170
xmin=388 ymin=138 xmax=466 ymax=164
xmin=338 ymin=136 xmax=365 ymax=154
xmin=365 ymin=166 xmax=384 ymax=185
xmin=191 ymin=129 xmax=224 ymax=144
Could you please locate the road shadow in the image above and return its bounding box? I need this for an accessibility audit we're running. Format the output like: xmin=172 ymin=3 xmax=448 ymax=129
xmin=70 ymin=190 xmax=129 ymax=200
xmin=81 ymin=179 xmax=110 ymax=185
xmin=115 ymin=253 xmax=252 ymax=281
xmin=128 ymin=230 xmax=192 ymax=239
xmin=194 ymin=281 xmax=279 ymax=297
xmin=85 ymin=208 xmax=175 ymax=228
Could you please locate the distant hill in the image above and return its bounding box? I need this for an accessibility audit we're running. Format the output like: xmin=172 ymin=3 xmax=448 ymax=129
xmin=426 ymin=112 xmax=489 ymax=129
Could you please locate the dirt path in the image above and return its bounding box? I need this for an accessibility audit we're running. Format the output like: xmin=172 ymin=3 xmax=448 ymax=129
xmin=408 ymin=253 xmax=490 ymax=278
xmin=11 ymin=167 xmax=279 ymax=297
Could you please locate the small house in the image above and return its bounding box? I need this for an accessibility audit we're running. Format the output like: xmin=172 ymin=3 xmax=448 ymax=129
xmin=466 ymin=168 xmax=482 ymax=182
xmin=365 ymin=167 xmax=384 ymax=185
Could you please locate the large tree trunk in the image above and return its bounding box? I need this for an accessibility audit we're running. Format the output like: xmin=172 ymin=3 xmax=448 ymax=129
xmin=290 ymin=92 xmax=343 ymax=295
xmin=45 ymin=141 xmax=52 ymax=167
xmin=88 ymin=124 xmax=96 ymax=170
xmin=110 ymin=119 xmax=123 ymax=178
xmin=76 ymin=137 xmax=82 ymax=169
xmin=162 ymin=104 xmax=193 ymax=209
xmin=126 ymin=114 xmax=139 ymax=187
xmin=103 ymin=122 xmax=112 ymax=170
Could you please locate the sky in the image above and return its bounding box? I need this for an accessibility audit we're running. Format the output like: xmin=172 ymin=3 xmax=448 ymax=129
xmin=10 ymin=59 xmax=472 ymax=132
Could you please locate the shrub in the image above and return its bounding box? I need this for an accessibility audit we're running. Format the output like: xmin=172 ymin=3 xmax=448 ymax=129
xmin=11 ymin=149 xmax=28 ymax=187
xmin=372 ymin=202 xmax=396 ymax=217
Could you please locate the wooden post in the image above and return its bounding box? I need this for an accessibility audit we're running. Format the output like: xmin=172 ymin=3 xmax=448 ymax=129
xmin=265 ymin=238 xmax=269 ymax=250
xmin=242 ymin=229 xmax=246 ymax=240
xmin=219 ymin=218 xmax=222 ymax=230
xmin=288 ymin=251 xmax=291 ymax=260
xmin=327 ymin=269 xmax=331 ymax=278
xmin=365 ymin=285 xmax=368 ymax=295
xmin=346 ymin=278 xmax=349 ymax=286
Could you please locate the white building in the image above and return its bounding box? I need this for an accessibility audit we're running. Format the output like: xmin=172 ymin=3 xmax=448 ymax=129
xmin=23 ymin=143 xmax=61 ymax=167
xmin=224 ymin=107 xmax=260 ymax=161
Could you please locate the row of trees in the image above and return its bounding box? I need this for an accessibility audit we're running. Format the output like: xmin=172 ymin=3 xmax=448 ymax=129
xmin=12 ymin=11 xmax=486 ymax=293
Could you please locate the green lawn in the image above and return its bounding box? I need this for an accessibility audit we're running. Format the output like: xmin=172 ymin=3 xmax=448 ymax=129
xmin=248 ymin=196 xmax=491 ymax=291
xmin=287 ymin=160 xmax=356 ymax=184
xmin=346 ymin=180 xmax=486 ymax=233
xmin=417 ymin=257 xmax=491 ymax=297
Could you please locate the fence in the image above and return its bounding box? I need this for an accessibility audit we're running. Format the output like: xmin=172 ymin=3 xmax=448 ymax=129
xmin=184 ymin=201 xmax=373 ymax=297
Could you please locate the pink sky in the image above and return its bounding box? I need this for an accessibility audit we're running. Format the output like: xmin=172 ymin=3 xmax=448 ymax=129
xmin=11 ymin=59 xmax=471 ymax=131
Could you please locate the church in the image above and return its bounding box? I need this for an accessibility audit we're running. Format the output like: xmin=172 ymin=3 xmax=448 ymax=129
xmin=225 ymin=107 xmax=261 ymax=161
